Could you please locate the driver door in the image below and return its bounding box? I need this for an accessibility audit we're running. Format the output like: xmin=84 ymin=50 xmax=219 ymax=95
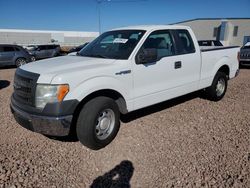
xmin=132 ymin=29 xmax=200 ymax=110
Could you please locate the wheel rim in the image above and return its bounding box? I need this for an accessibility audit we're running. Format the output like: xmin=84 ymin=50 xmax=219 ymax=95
xmin=216 ymin=78 xmax=225 ymax=96
xmin=16 ymin=59 xmax=26 ymax=66
xmin=95 ymin=109 xmax=115 ymax=140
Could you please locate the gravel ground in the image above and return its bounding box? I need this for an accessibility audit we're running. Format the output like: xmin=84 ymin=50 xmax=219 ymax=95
xmin=0 ymin=67 xmax=249 ymax=188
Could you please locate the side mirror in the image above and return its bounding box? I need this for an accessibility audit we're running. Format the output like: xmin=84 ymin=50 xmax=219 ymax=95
xmin=136 ymin=48 xmax=157 ymax=64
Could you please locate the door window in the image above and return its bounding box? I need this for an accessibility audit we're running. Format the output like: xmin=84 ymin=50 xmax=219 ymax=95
xmin=140 ymin=30 xmax=175 ymax=60
xmin=38 ymin=46 xmax=46 ymax=50
xmin=3 ymin=46 xmax=15 ymax=52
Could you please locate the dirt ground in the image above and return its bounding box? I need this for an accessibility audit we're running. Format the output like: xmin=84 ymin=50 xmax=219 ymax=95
xmin=0 ymin=67 xmax=249 ymax=188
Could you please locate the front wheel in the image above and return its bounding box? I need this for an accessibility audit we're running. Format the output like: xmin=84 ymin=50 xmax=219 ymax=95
xmin=205 ymin=72 xmax=228 ymax=101
xmin=76 ymin=97 xmax=120 ymax=150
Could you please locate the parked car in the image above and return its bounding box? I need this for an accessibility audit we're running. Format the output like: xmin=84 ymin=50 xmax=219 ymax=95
xmin=11 ymin=25 xmax=240 ymax=150
xmin=198 ymin=40 xmax=223 ymax=50
xmin=68 ymin=43 xmax=89 ymax=53
xmin=239 ymin=42 xmax=250 ymax=66
xmin=0 ymin=44 xmax=33 ymax=67
xmin=198 ymin=40 xmax=223 ymax=46
xmin=27 ymin=44 xmax=60 ymax=60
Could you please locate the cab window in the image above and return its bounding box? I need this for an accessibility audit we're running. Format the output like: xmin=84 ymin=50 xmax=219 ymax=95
xmin=175 ymin=30 xmax=195 ymax=54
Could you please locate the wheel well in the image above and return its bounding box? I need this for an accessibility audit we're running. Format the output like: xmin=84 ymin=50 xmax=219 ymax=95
xmin=69 ymin=89 xmax=127 ymax=136
xmin=218 ymin=65 xmax=230 ymax=78
xmin=15 ymin=57 xmax=26 ymax=62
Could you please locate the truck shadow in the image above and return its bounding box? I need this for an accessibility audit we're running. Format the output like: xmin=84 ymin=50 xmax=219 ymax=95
xmin=0 ymin=80 xmax=10 ymax=90
xmin=90 ymin=160 xmax=134 ymax=188
xmin=121 ymin=91 xmax=202 ymax=123
xmin=239 ymin=65 xmax=250 ymax=69
xmin=47 ymin=91 xmax=203 ymax=142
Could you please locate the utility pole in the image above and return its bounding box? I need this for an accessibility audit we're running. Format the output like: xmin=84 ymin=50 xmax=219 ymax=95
xmin=96 ymin=0 xmax=146 ymax=34
xmin=97 ymin=0 xmax=102 ymax=34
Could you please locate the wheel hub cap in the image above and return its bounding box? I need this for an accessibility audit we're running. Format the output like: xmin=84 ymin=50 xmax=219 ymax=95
xmin=95 ymin=109 xmax=115 ymax=140
xmin=100 ymin=118 xmax=110 ymax=130
xmin=216 ymin=78 xmax=225 ymax=96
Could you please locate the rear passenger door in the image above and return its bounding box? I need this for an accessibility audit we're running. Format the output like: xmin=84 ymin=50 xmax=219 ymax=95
xmin=0 ymin=47 xmax=3 ymax=64
xmin=47 ymin=46 xmax=55 ymax=57
xmin=0 ymin=46 xmax=16 ymax=64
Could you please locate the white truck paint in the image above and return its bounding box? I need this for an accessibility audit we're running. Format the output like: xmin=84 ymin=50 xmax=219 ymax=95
xmin=12 ymin=25 xmax=240 ymax=149
xmin=22 ymin=25 xmax=239 ymax=111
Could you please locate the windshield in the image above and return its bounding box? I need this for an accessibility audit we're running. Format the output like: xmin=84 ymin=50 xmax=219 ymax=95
xmin=242 ymin=42 xmax=250 ymax=49
xmin=79 ymin=30 xmax=146 ymax=59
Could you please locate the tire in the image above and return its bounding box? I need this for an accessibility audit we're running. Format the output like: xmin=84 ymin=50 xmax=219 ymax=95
xmin=76 ymin=96 xmax=120 ymax=150
xmin=31 ymin=56 xmax=36 ymax=62
xmin=15 ymin=58 xmax=27 ymax=67
xmin=205 ymin=71 xmax=228 ymax=101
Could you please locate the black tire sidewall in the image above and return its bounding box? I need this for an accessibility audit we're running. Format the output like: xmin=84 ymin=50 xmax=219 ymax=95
xmin=76 ymin=97 xmax=120 ymax=150
xmin=208 ymin=72 xmax=228 ymax=101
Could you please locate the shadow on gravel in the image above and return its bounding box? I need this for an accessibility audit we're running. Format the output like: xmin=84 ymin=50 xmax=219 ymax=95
xmin=45 ymin=134 xmax=79 ymax=142
xmin=239 ymin=64 xmax=250 ymax=69
xmin=0 ymin=65 xmax=16 ymax=69
xmin=121 ymin=91 xmax=203 ymax=123
xmin=44 ymin=91 xmax=204 ymax=142
xmin=91 ymin=160 xmax=134 ymax=188
xmin=0 ymin=80 xmax=10 ymax=90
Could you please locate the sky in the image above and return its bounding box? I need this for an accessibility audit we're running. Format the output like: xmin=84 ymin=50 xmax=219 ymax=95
xmin=0 ymin=0 xmax=250 ymax=33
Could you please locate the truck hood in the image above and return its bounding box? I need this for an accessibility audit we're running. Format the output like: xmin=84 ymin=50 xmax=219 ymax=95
xmin=20 ymin=55 xmax=116 ymax=83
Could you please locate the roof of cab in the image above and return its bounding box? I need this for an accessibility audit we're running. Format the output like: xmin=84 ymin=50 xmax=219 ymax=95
xmin=111 ymin=25 xmax=191 ymax=31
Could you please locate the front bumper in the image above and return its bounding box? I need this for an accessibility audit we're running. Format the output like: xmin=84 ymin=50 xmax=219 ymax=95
xmin=11 ymin=102 xmax=73 ymax=136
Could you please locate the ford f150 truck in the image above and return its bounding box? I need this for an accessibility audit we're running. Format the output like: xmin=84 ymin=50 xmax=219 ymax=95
xmin=11 ymin=25 xmax=240 ymax=150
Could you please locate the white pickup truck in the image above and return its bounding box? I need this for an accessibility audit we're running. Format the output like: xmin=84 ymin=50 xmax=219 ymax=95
xmin=11 ymin=25 xmax=240 ymax=150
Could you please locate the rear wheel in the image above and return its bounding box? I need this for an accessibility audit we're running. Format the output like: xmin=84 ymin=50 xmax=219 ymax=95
xmin=15 ymin=58 xmax=27 ymax=67
xmin=76 ymin=97 xmax=120 ymax=150
xmin=31 ymin=56 xmax=36 ymax=62
xmin=205 ymin=72 xmax=228 ymax=101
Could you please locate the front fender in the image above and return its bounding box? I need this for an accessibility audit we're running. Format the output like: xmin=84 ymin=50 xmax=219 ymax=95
xmin=64 ymin=76 xmax=132 ymax=110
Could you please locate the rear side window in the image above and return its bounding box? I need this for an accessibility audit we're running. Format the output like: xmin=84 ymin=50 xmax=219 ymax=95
xmin=175 ymin=30 xmax=195 ymax=54
xmin=3 ymin=46 xmax=15 ymax=52
xmin=47 ymin=46 xmax=55 ymax=49
xmin=38 ymin=46 xmax=46 ymax=50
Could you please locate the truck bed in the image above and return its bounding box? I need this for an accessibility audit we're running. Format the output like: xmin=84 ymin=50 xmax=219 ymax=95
xmin=199 ymin=46 xmax=240 ymax=89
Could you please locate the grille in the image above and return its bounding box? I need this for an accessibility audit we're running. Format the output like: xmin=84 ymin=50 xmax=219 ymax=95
xmin=13 ymin=69 xmax=39 ymax=106
xmin=240 ymin=53 xmax=250 ymax=59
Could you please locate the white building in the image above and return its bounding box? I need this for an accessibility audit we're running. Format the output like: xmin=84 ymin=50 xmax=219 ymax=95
xmin=175 ymin=18 xmax=250 ymax=46
xmin=0 ymin=29 xmax=99 ymax=46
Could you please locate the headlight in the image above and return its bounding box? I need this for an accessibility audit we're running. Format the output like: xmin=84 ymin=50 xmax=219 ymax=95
xmin=35 ymin=84 xmax=69 ymax=108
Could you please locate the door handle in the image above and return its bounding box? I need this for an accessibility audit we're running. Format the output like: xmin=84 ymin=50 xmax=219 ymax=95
xmin=175 ymin=61 xmax=182 ymax=69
